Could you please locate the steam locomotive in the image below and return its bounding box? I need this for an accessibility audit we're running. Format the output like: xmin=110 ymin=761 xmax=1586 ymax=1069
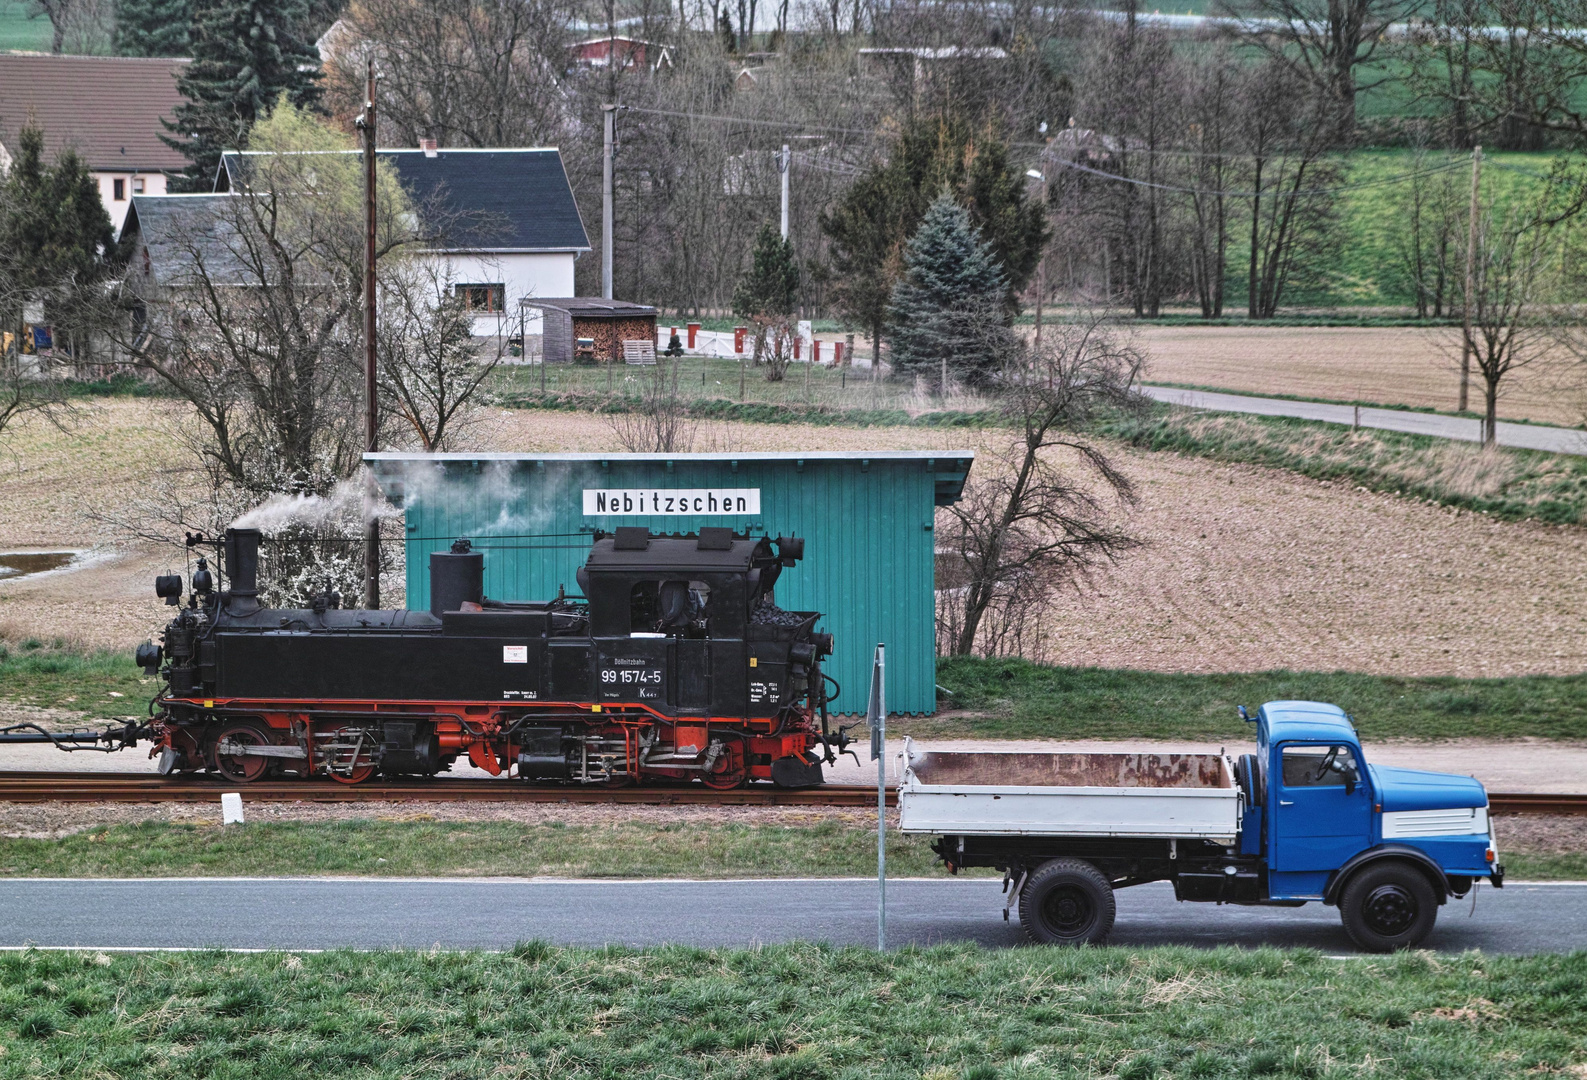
xmin=11 ymin=526 xmax=844 ymax=788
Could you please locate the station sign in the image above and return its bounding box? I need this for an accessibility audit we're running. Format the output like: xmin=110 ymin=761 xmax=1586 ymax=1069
xmin=582 ymin=488 xmax=761 ymax=516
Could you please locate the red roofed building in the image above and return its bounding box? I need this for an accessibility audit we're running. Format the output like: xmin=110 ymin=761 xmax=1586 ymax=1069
xmin=0 ymin=53 xmax=190 ymax=233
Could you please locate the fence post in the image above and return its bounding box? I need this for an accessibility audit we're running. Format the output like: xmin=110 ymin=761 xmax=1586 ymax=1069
xmin=869 ymin=643 xmax=887 ymax=950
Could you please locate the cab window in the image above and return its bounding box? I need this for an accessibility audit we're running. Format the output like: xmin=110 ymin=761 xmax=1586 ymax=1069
xmin=630 ymin=580 xmax=710 ymax=634
xmin=1280 ymin=745 xmax=1359 ymax=788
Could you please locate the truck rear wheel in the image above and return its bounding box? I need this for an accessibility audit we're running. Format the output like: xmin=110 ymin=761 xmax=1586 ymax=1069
xmin=1018 ymin=859 xmax=1116 ymax=945
xmin=1339 ymin=862 xmax=1439 ymax=952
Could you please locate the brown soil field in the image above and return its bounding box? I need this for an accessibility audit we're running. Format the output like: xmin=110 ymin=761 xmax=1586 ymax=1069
xmin=5 ymin=398 xmax=1587 ymax=679
xmin=1134 ymin=325 xmax=1582 ymax=427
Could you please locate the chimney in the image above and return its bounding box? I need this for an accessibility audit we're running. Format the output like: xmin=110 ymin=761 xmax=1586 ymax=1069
xmin=420 ymin=138 xmax=438 ymax=158
xmin=222 ymin=528 xmax=262 ymax=616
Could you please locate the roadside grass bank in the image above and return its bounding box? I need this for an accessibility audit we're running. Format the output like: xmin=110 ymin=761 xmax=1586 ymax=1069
xmin=0 ymin=640 xmax=149 ymax=719
xmin=0 ymin=819 xmax=953 ymax=880
xmin=0 ymin=817 xmax=1577 ymax=881
xmin=923 ymin=658 xmax=1587 ymax=741
xmin=3 ymin=945 xmax=1584 ymax=1079
xmin=1099 ymin=406 xmax=1587 ymax=526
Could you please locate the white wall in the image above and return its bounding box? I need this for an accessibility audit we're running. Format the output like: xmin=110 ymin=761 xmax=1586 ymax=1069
xmin=431 ymin=251 xmax=578 ymax=337
xmin=98 ymin=171 xmax=170 ymax=234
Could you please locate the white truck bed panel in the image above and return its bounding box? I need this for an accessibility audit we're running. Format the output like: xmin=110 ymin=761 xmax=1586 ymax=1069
xmin=897 ymin=740 xmax=1242 ymax=842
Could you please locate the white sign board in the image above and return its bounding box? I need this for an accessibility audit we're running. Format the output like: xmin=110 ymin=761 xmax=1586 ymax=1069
xmin=582 ymin=488 xmax=761 ymax=516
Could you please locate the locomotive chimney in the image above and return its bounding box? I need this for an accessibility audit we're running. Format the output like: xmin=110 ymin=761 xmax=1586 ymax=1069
xmin=223 ymin=528 xmax=262 ymax=615
xmin=430 ymin=537 xmax=484 ymax=616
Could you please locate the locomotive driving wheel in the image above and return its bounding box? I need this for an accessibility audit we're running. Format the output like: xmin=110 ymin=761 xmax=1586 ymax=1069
xmin=211 ymin=722 xmax=273 ymax=783
xmin=701 ymin=739 xmax=747 ymax=790
xmin=320 ymin=728 xmax=377 ymax=785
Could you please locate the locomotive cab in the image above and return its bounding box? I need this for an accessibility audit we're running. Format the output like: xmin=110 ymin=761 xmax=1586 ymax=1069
xmin=577 ymin=526 xmax=826 ymax=719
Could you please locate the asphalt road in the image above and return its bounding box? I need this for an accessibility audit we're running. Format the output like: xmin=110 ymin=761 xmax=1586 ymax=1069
xmin=1141 ymin=385 xmax=1587 ymax=456
xmin=1 ymin=878 xmax=1580 ymax=954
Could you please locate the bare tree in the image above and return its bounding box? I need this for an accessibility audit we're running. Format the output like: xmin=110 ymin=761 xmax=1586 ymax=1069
xmin=27 ymin=0 xmax=113 ymax=54
xmin=324 ymin=0 xmax=577 ymax=150
xmin=1216 ymin=0 xmax=1420 ymax=139
xmin=1391 ymin=137 xmax=1464 ymax=318
xmin=377 ymin=261 xmax=505 ymax=452
xmin=1463 ymin=162 xmax=1587 ymax=443
xmin=607 ymin=358 xmax=696 ymax=452
xmin=936 ymin=317 xmax=1144 ymax=658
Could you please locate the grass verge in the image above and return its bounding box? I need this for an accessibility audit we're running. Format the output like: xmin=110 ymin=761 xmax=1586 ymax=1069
xmin=1099 ymin=405 xmax=1587 ymax=526
xmin=0 ymin=819 xmax=950 ymax=879
xmin=2 ymin=945 xmax=1585 ymax=1078
xmin=0 ymin=818 xmax=1577 ymax=881
xmin=0 ymin=640 xmax=151 ymax=719
xmin=923 ymin=657 xmax=1587 ymax=742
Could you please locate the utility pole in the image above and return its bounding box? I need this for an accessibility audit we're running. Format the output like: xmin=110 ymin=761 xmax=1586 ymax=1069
xmin=1460 ymin=145 xmax=1482 ymax=415
xmin=778 ymin=144 xmax=790 ymax=239
xmin=1034 ymin=169 xmax=1048 ymax=345
xmin=602 ymin=103 xmax=616 ymax=300
xmin=357 ymin=59 xmax=380 ymax=611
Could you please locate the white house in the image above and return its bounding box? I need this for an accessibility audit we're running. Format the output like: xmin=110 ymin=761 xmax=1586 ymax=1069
xmin=0 ymin=53 xmax=190 ymax=234
xmin=210 ymin=145 xmax=590 ymax=336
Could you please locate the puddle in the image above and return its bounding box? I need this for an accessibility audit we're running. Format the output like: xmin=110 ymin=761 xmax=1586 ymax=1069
xmin=0 ymin=552 xmax=79 ymax=582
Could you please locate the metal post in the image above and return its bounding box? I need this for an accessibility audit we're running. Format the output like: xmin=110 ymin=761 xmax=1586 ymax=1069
xmin=1460 ymin=145 xmax=1482 ymax=414
xmin=1034 ymin=165 xmax=1048 ymax=345
xmin=779 ymin=144 xmax=790 ymax=240
xmin=869 ymin=642 xmax=886 ymax=950
xmin=602 ymin=104 xmax=616 ymax=300
xmin=359 ymin=59 xmax=380 ymax=611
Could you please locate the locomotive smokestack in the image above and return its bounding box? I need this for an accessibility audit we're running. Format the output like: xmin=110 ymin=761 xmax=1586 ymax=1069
xmin=223 ymin=528 xmax=262 ymax=615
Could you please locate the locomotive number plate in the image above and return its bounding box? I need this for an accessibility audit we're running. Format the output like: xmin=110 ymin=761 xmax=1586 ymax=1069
xmin=601 ymin=657 xmax=664 ymax=701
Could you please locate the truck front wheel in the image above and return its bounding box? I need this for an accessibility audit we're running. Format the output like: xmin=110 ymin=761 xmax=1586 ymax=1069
xmin=1018 ymin=859 xmax=1116 ymax=945
xmin=1339 ymin=862 xmax=1439 ymax=952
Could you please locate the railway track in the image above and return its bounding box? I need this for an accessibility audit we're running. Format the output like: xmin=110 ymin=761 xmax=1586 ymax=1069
xmin=0 ymin=773 xmax=1580 ymax=813
xmin=0 ymin=772 xmax=897 ymax=807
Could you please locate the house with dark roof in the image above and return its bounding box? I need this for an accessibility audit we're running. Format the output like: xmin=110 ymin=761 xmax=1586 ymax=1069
xmin=0 ymin=53 xmax=190 ymax=233
xmin=211 ymin=145 xmax=591 ymax=336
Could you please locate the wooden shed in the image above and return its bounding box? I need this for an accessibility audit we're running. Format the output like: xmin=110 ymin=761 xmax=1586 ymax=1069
xmin=523 ymin=298 xmax=657 ymax=363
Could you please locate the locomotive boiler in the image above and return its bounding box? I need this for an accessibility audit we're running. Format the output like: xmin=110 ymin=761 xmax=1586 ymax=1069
xmin=13 ymin=526 xmax=843 ymax=788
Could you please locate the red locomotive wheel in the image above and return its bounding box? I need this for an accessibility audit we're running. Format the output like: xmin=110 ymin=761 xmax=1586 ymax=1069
xmin=701 ymin=741 xmax=747 ymax=790
xmin=326 ymin=762 xmax=376 ymax=785
xmin=211 ymin=723 xmax=273 ymax=783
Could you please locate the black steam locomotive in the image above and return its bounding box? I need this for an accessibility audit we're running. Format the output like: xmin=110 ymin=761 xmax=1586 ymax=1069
xmin=21 ymin=526 xmax=842 ymax=788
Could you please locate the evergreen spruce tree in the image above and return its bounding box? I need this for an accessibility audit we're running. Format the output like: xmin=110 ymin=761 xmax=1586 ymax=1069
xmin=0 ymin=125 xmax=115 ymax=291
xmin=115 ymin=0 xmax=194 ymax=57
xmin=732 ymin=225 xmax=799 ymax=319
xmin=887 ymin=192 xmax=1014 ymax=389
xmin=161 ymin=0 xmax=321 ymax=189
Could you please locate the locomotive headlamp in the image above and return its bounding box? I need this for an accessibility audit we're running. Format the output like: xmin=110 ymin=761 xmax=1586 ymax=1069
xmin=134 ymin=641 xmax=161 ymax=675
xmin=775 ymin=536 xmax=804 ymax=565
xmin=812 ymin=632 xmax=834 ymax=658
xmin=155 ymin=574 xmax=183 ymax=605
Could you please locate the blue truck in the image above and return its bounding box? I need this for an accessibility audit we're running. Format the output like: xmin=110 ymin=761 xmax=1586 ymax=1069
xmin=898 ymin=700 xmax=1504 ymax=951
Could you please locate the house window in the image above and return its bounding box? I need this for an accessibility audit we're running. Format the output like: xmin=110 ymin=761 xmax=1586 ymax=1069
xmin=132 ymin=177 xmax=145 ymax=194
xmin=456 ymin=284 xmax=505 ymax=313
xmin=113 ymin=178 xmax=125 ymax=201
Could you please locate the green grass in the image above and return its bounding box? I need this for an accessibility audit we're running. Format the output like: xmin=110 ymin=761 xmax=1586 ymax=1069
xmin=1 ymin=945 xmax=1584 ymax=1078
xmin=0 ymin=819 xmax=951 ymax=879
xmin=924 ymin=657 xmax=1587 ymax=741
xmin=1100 ymin=404 xmax=1587 ymax=525
xmin=0 ymin=640 xmax=150 ymax=719
xmin=0 ymin=0 xmax=51 ymax=51
xmin=2 ymin=817 xmax=1576 ymax=882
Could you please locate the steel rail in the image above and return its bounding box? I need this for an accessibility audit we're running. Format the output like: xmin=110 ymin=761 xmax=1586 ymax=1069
xmin=0 ymin=772 xmax=899 ymax=806
xmin=0 ymin=774 xmax=1580 ymax=812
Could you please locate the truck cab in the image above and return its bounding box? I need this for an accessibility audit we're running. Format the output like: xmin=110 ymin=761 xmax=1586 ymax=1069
xmin=901 ymin=699 xmax=1504 ymax=952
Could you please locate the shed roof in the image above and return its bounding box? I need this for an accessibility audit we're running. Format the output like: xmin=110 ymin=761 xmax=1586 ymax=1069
xmin=121 ymin=193 xmax=254 ymax=286
xmin=216 ymin=147 xmax=590 ymax=253
xmin=524 ymin=298 xmax=658 ymax=317
xmin=0 ymin=53 xmax=189 ymax=171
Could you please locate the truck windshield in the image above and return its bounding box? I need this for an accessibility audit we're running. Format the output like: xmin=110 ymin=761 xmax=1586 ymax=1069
xmin=1280 ymin=745 xmax=1359 ymax=788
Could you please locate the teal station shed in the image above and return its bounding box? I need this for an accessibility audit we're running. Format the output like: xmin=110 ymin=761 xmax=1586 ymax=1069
xmin=366 ymin=451 xmax=975 ymax=715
